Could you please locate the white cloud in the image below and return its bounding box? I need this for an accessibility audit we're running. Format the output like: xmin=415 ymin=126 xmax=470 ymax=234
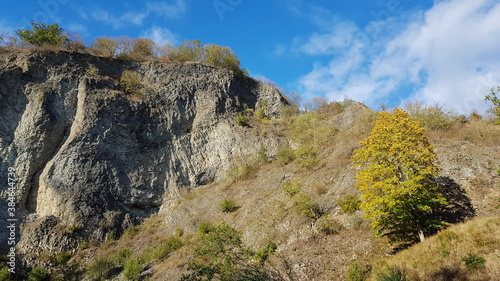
xmin=88 ymin=0 xmax=187 ymax=29
xmin=296 ymin=0 xmax=500 ymax=114
xmin=141 ymin=26 xmax=178 ymax=45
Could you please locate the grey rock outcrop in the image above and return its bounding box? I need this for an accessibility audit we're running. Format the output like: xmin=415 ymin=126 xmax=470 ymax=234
xmin=0 ymin=51 xmax=288 ymax=255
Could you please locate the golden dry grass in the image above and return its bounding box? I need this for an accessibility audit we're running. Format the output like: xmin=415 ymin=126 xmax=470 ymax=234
xmin=370 ymin=217 xmax=500 ymax=281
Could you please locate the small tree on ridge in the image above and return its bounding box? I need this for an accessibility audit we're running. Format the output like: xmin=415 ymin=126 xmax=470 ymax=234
xmin=16 ymin=22 xmax=68 ymax=46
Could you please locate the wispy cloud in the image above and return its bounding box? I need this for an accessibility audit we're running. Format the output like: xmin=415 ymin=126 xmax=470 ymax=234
xmin=294 ymin=0 xmax=500 ymax=114
xmin=86 ymin=0 xmax=187 ymax=29
xmin=140 ymin=26 xmax=178 ymax=45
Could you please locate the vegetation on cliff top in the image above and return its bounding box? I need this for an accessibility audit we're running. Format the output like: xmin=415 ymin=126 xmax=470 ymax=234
xmin=2 ymin=22 xmax=248 ymax=78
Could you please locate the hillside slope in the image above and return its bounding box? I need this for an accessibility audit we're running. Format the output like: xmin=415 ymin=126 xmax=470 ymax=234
xmin=61 ymin=104 xmax=499 ymax=281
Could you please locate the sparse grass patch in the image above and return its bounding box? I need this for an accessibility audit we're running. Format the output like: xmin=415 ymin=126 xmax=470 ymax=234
xmin=370 ymin=217 xmax=500 ymax=281
xmin=293 ymin=145 xmax=319 ymax=170
xmin=123 ymin=257 xmax=144 ymax=281
xmin=315 ymin=215 xmax=343 ymax=235
xmin=461 ymin=253 xmax=486 ymax=270
xmin=87 ymin=257 xmax=115 ymax=281
xmin=276 ymin=145 xmax=296 ymax=165
xmin=27 ymin=266 xmax=51 ymax=281
xmin=220 ymin=198 xmax=239 ymax=213
xmin=143 ymin=236 xmax=183 ymax=262
xmin=225 ymin=158 xmax=259 ymax=183
xmin=115 ymin=248 xmax=132 ymax=266
xmin=376 ymin=267 xmax=407 ymax=281
xmin=346 ymin=259 xmax=371 ymax=281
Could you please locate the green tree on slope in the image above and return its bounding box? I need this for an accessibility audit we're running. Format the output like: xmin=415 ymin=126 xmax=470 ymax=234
xmin=16 ymin=22 xmax=68 ymax=46
xmin=352 ymin=109 xmax=447 ymax=244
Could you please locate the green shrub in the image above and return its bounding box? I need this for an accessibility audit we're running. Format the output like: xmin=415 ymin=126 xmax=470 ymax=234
xmin=346 ymin=259 xmax=371 ymax=281
xmin=282 ymin=181 xmax=301 ymax=197
xmin=78 ymin=241 xmax=88 ymax=250
xmin=461 ymin=253 xmax=486 ymax=270
xmin=119 ymin=70 xmax=142 ymax=96
xmin=87 ymin=257 xmax=115 ymax=281
xmin=485 ymin=87 xmax=500 ymax=124
xmin=143 ymin=236 xmax=183 ymax=262
xmin=289 ymin=111 xmax=335 ymax=148
xmin=257 ymin=145 xmax=269 ymax=163
xmin=376 ymin=267 xmax=407 ymax=281
xmin=225 ymin=159 xmax=258 ymax=183
xmin=253 ymin=241 xmax=277 ymax=266
xmin=123 ymin=258 xmax=144 ymax=281
xmin=405 ymin=101 xmax=454 ymax=130
xmin=0 ymin=265 xmax=11 ymax=281
xmin=115 ymin=248 xmax=132 ymax=266
xmin=50 ymin=251 xmax=72 ymax=265
xmin=236 ymin=114 xmax=249 ymax=126
xmin=316 ymin=215 xmax=343 ymax=235
xmin=337 ymin=194 xmax=361 ymax=214
xmin=280 ymin=105 xmax=300 ymax=120
xmin=27 ymin=266 xmax=51 ymax=281
xmin=255 ymin=108 xmax=265 ymax=119
xmin=295 ymin=193 xmax=321 ymax=219
xmin=105 ymin=230 xmax=118 ymax=241
xmin=122 ymin=225 xmax=141 ymax=239
xmin=220 ymin=198 xmax=238 ymax=213
xmin=293 ymin=145 xmax=319 ymax=170
xmin=86 ymin=64 xmax=99 ymax=77
xmin=182 ymin=222 xmax=277 ymax=280
xmin=276 ymin=145 xmax=296 ymax=165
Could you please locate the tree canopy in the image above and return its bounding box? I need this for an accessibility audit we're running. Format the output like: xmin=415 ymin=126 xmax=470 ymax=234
xmin=352 ymin=108 xmax=448 ymax=244
xmin=16 ymin=22 xmax=68 ymax=46
xmin=485 ymin=86 xmax=500 ymax=124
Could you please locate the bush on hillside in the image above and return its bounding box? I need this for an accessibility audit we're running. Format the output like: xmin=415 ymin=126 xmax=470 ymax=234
xmin=220 ymin=198 xmax=239 ymax=213
xmin=337 ymin=194 xmax=361 ymax=214
xmin=405 ymin=101 xmax=454 ymax=131
xmin=276 ymin=145 xmax=296 ymax=165
xmin=119 ymin=70 xmax=142 ymax=96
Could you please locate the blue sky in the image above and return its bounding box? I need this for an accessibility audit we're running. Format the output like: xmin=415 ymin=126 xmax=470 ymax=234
xmin=1 ymin=0 xmax=500 ymax=114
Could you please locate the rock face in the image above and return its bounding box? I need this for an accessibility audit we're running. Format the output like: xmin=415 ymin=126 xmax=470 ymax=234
xmin=0 ymin=51 xmax=288 ymax=254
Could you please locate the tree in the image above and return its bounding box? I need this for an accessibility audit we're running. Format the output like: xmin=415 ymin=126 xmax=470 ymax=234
xmin=129 ymin=38 xmax=156 ymax=60
xmin=205 ymin=44 xmax=240 ymax=70
xmin=352 ymin=109 xmax=447 ymax=244
xmin=16 ymin=22 xmax=68 ymax=46
xmin=92 ymin=37 xmax=118 ymax=58
xmin=485 ymin=86 xmax=500 ymax=124
xmin=177 ymin=39 xmax=205 ymax=61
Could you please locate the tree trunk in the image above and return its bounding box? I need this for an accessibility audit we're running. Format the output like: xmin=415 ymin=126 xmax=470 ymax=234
xmin=418 ymin=230 xmax=425 ymax=242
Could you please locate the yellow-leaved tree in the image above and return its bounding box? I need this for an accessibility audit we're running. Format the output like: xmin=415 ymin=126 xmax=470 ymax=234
xmin=352 ymin=108 xmax=447 ymax=244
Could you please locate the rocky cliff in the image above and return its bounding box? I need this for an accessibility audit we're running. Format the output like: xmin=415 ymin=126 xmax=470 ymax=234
xmin=0 ymin=51 xmax=288 ymax=255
